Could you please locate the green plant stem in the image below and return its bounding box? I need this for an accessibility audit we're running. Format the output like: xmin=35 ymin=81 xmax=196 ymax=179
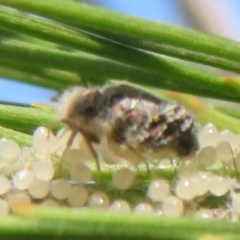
xmin=0 ymin=104 xmax=58 ymax=134
xmin=1 ymin=38 xmax=240 ymax=102
xmin=196 ymin=107 xmax=240 ymax=133
xmin=1 ymin=7 xmax=240 ymax=102
xmin=0 ymin=125 xmax=31 ymax=146
xmin=0 ymin=207 xmax=237 ymax=240
xmin=0 ymin=65 xmax=66 ymax=91
xmin=215 ymin=106 xmax=240 ymax=120
xmin=1 ymin=6 xmax=229 ymax=86
xmin=0 ymin=7 xmax=240 ymax=102
xmin=1 ymin=0 xmax=240 ymax=74
xmin=0 ymin=57 xmax=80 ymax=89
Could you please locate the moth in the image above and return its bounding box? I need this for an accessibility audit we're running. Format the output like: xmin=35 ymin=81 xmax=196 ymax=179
xmin=58 ymin=84 xmax=199 ymax=168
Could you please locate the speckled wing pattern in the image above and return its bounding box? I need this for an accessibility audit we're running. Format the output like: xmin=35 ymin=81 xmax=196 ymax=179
xmin=110 ymin=97 xmax=197 ymax=156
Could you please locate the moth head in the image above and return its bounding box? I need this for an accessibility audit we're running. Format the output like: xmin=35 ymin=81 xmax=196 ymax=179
xmin=58 ymin=87 xmax=102 ymax=129
xmin=57 ymin=86 xmax=93 ymax=128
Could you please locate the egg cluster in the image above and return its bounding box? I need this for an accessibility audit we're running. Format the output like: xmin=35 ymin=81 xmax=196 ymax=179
xmin=0 ymin=123 xmax=240 ymax=220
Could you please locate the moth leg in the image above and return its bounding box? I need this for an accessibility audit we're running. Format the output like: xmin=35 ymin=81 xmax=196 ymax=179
xmin=231 ymin=147 xmax=240 ymax=183
xmin=80 ymin=130 xmax=101 ymax=172
xmin=60 ymin=130 xmax=78 ymax=173
xmin=66 ymin=130 xmax=78 ymax=148
xmin=170 ymin=157 xmax=178 ymax=176
xmin=144 ymin=159 xmax=151 ymax=176
xmin=125 ymin=144 xmax=150 ymax=176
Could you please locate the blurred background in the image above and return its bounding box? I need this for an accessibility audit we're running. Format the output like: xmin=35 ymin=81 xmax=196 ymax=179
xmin=1 ymin=0 xmax=240 ymax=105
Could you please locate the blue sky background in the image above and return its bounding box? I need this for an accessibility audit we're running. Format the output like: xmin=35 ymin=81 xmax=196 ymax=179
xmin=0 ymin=0 xmax=239 ymax=105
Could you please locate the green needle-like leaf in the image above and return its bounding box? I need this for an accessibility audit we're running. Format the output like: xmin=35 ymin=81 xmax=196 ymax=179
xmin=1 ymin=0 xmax=240 ymax=73
xmin=0 ymin=207 xmax=238 ymax=240
xmin=0 ymin=4 xmax=240 ymax=102
xmin=0 ymin=104 xmax=58 ymax=134
xmin=0 ymin=125 xmax=32 ymax=146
